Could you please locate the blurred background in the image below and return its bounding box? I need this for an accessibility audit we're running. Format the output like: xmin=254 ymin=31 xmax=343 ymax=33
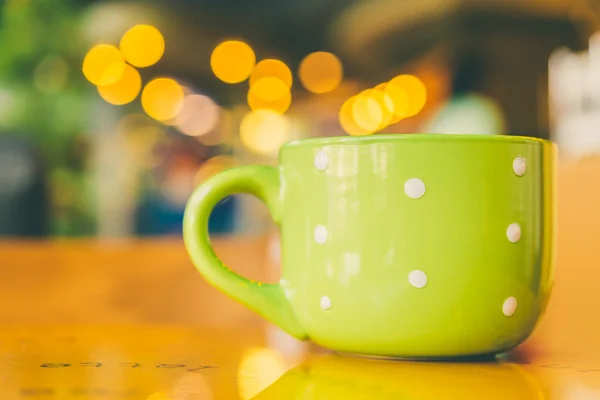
xmin=0 ymin=0 xmax=598 ymax=238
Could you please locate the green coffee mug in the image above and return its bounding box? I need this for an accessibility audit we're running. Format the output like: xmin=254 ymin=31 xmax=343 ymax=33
xmin=183 ymin=134 xmax=556 ymax=358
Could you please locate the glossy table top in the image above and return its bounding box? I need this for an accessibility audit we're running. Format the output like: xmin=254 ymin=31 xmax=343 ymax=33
xmin=1 ymin=156 xmax=600 ymax=399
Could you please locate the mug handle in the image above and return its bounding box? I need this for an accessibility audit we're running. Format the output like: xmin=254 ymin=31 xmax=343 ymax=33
xmin=183 ymin=165 xmax=308 ymax=340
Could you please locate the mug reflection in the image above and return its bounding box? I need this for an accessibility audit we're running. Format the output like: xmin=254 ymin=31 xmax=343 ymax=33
xmin=252 ymin=355 xmax=544 ymax=400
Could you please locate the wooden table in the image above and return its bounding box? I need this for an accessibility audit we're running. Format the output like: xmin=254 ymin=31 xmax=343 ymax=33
xmin=1 ymin=156 xmax=600 ymax=398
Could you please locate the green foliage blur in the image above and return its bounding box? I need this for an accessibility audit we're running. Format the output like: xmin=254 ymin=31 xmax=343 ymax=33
xmin=0 ymin=0 xmax=96 ymax=235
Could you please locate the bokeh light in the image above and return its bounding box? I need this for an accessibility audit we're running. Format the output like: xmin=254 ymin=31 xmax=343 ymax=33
xmin=352 ymin=89 xmax=384 ymax=133
xmin=97 ymin=64 xmax=141 ymax=105
xmin=249 ymin=59 xmax=292 ymax=88
xmin=247 ymin=77 xmax=291 ymax=114
xmin=211 ymin=40 xmax=256 ymax=84
xmin=380 ymin=82 xmax=410 ymax=124
xmin=240 ymin=110 xmax=291 ymax=155
xmin=298 ymin=51 xmax=343 ymax=94
xmin=339 ymin=96 xmax=369 ymax=136
xmin=34 ymin=55 xmax=69 ymax=94
xmin=237 ymin=347 xmax=287 ymax=400
xmin=141 ymin=78 xmax=184 ymax=121
xmin=365 ymin=87 xmax=394 ymax=130
xmin=388 ymin=74 xmax=427 ymax=118
xmin=120 ymin=24 xmax=165 ymax=68
xmin=175 ymin=94 xmax=220 ymax=137
xmin=82 ymin=44 xmax=126 ymax=86
xmin=198 ymin=110 xmax=231 ymax=146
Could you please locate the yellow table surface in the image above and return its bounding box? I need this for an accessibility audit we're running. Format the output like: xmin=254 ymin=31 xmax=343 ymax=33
xmin=1 ymin=156 xmax=600 ymax=399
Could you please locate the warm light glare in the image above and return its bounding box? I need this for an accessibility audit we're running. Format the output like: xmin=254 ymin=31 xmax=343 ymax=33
xmin=97 ymin=64 xmax=141 ymax=105
xmin=352 ymin=90 xmax=383 ymax=133
xmin=249 ymin=59 xmax=292 ymax=88
xmin=248 ymin=77 xmax=291 ymax=114
xmin=175 ymin=94 xmax=220 ymax=136
xmin=82 ymin=44 xmax=126 ymax=86
xmin=249 ymin=77 xmax=289 ymax=102
xmin=142 ymin=78 xmax=184 ymax=121
xmin=211 ymin=40 xmax=256 ymax=84
xmin=240 ymin=110 xmax=291 ymax=155
xmin=299 ymin=51 xmax=343 ymax=94
xmin=120 ymin=24 xmax=165 ymax=68
xmin=147 ymin=393 xmax=169 ymax=400
xmin=339 ymin=96 xmax=369 ymax=136
xmin=365 ymin=87 xmax=394 ymax=130
xmin=380 ymin=82 xmax=410 ymax=124
xmin=388 ymin=75 xmax=427 ymax=117
xmin=237 ymin=347 xmax=287 ymax=400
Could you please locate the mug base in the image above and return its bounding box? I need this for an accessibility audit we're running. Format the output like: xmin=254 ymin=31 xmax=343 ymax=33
xmin=337 ymin=351 xmax=501 ymax=363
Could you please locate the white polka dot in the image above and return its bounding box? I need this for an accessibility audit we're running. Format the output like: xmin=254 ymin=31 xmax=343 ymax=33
xmin=408 ymin=270 xmax=428 ymax=288
xmin=314 ymin=225 xmax=328 ymax=244
xmin=404 ymin=178 xmax=426 ymax=199
xmin=503 ymin=297 xmax=518 ymax=316
xmin=506 ymin=223 xmax=521 ymax=243
xmin=513 ymin=156 xmax=527 ymax=176
xmin=314 ymin=150 xmax=329 ymax=171
xmin=320 ymin=296 xmax=332 ymax=310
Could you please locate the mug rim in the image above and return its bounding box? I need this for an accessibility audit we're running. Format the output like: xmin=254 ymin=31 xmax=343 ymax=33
xmin=283 ymin=133 xmax=551 ymax=149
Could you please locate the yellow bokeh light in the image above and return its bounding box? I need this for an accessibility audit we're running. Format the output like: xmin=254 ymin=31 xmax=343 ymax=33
xmin=352 ymin=89 xmax=385 ymax=133
xmin=298 ymin=51 xmax=343 ymax=94
xmin=82 ymin=44 xmax=126 ymax=86
xmin=240 ymin=110 xmax=291 ymax=155
xmin=211 ymin=40 xmax=256 ymax=84
xmin=237 ymin=347 xmax=287 ymax=400
xmin=175 ymin=94 xmax=220 ymax=137
xmin=364 ymin=87 xmax=395 ymax=130
xmin=97 ymin=64 xmax=141 ymax=105
xmin=379 ymin=82 xmax=410 ymax=124
xmin=247 ymin=78 xmax=291 ymax=114
xmin=120 ymin=24 xmax=165 ymax=68
xmin=249 ymin=77 xmax=289 ymax=102
xmin=388 ymin=74 xmax=427 ymax=118
xmin=339 ymin=96 xmax=369 ymax=136
xmin=142 ymin=78 xmax=184 ymax=121
xmin=249 ymin=59 xmax=292 ymax=88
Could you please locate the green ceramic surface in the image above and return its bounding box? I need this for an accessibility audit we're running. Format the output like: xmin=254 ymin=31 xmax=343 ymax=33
xmin=183 ymin=134 xmax=557 ymax=358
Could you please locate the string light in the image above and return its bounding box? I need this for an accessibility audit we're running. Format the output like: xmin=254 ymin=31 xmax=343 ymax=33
xmin=211 ymin=40 xmax=256 ymax=84
xmin=299 ymin=51 xmax=343 ymax=94
xmin=82 ymin=44 xmax=126 ymax=86
xmin=339 ymin=96 xmax=369 ymax=136
xmin=240 ymin=110 xmax=291 ymax=155
xmin=352 ymin=89 xmax=384 ymax=133
xmin=380 ymin=82 xmax=410 ymax=124
xmin=247 ymin=77 xmax=291 ymax=114
xmin=120 ymin=24 xmax=165 ymax=68
xmin=388 ymin=75 xmax=427 ymax=118
xmin=141 ymin=77 xmax=184 ymax=121
xmin=175 ymin=94 xmax=220 ymax=137
xmin=97 ymin=64 xmax=141 ymax=105
xmin=249 ymin=59 xmax=292 ymax=88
